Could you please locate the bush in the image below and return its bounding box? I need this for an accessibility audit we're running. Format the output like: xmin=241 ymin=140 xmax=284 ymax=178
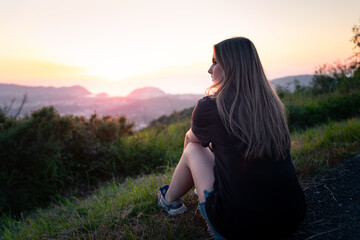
xmin=148 ymin=107 xmax=194 ymax=130
xmin=0 ymin=103 xmax=193 ymax=217
xmin=0 ymin=107 xmax=139 ymax=216
xmin=0 ymin=107 xmax=66 ymax=214
xmin=287 ymin=92 xmax=360 ymax=130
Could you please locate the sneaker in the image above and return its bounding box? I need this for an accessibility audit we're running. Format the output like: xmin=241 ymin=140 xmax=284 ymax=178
xmin=158 ymin=185 xmax=187 ymax=216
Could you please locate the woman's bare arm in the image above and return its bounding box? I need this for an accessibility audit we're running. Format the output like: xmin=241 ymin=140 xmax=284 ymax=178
xmin=184 ymin=129 xmax=200 ymax=149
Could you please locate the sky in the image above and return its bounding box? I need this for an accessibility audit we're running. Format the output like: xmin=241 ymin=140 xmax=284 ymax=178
xmin=0 ymin=0 xmax=359 ymax=96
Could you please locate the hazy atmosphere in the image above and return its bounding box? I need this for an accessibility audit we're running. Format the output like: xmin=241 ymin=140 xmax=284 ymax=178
xmin=1 ymin=0 xmax=359 ymax=96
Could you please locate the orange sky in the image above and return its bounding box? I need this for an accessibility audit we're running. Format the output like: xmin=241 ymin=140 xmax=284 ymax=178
xmin=0 ymin=0 xmax=359 ymax=96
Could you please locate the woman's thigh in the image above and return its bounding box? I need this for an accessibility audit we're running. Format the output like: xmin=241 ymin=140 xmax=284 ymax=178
xmin=183 ymin=142 xmax=215 ymax=202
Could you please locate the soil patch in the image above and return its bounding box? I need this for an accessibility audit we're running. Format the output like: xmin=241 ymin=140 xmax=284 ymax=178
xmin=289 ymin=154 xmax=360 ymax=240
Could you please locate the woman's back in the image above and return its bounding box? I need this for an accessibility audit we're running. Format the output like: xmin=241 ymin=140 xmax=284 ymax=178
xmin=159 ymin=37 xmax=306 ymax=240
xmin=192 ymin=96 xmax=306 ymax=239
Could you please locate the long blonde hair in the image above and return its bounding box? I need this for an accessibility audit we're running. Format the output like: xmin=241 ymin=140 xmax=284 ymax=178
xmin=207 ymin=37 xmax=290 ymax=161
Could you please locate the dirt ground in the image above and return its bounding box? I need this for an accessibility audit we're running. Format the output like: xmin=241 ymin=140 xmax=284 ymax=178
xmin=288 ymin=154 xmax=360 ymax=240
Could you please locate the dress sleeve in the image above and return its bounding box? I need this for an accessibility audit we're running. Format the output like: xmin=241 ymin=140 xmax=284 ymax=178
xmin=191 ymin=97 xmax=213 ymax=147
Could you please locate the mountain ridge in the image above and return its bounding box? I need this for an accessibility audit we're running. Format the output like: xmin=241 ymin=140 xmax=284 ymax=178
xmin=0 ymin=83 xmax=91 ymax=97
xmin=0 ymin=84 xmax=203 ymax=129
xmin=0 ymin=74 xmax=313 ymax=98
xmin=0 ymin=74 xmax=313 ymax=128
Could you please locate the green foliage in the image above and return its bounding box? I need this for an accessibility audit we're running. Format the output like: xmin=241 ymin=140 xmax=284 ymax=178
xmin=148 ymin=107 xmax=194 ymax=130
xmin=291 ymin=117 xmax=360 ymax=176
xmin=311 ymin=69 xmax=337 ymax=94
xmin=0 ymin=173 xmax=208 ymax=240
xmin=139 ymin=118 xmax=190 ymax=166
xmin=1 ymin=117 xmax=360 ymax=240
xmin=2 ymin=17 xmax=360 ymax=225
xmin=0 ymin=107 xmax=137 ymax=216
xmin=0 ymin=107 xmax=64 ymax=214
xmin=0 ymin=110 xmax=5 ymax=124
xmin=0 ymin=104 xmax=192 ymax=217
xmin=2 ymin=68 xmax=360 ymax=217
xmin=311 ymin=61 xmax=360 ymax=94
xmin=275 ymin=55 xmax=360 ymax=131
xmin=286 ymin=91 xmax=360 ymax=130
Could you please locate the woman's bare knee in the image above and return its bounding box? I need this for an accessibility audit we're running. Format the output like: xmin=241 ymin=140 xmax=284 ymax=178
xmin=184 ymin=142 xmax=214 ymax=161
xmin=184 ymin=141 xmax=202 ymax=151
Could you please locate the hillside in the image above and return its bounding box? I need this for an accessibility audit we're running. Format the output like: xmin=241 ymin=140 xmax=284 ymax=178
xmin=1 ymin=68 xmax=360 ymax=239
xmin=1 ymin=118 xmax=360 ymax=239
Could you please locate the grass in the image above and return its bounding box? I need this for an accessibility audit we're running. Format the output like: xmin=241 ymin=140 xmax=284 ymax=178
xmin=291 ymin=117 xmax=360 ymax=177
xmin=1 ymin=117 xmax=360 ymax=240
xmin=0 ymin=172 xmax=208 ymax=240
xmin=279 ymin=86 xmax=360 ymax=106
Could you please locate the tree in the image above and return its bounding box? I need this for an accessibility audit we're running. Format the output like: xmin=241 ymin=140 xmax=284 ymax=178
xmin=0 ymin=94 xmax=27 ymax=118
xmin=351 ymin=18 xmax=360 ymax=87
xmin=310 ymin=18 xmax=360 ymax=94
xmin=351 ymin=18 xmax=360 ymax=53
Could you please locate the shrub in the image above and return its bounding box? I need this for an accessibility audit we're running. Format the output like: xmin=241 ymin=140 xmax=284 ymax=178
xmin=0 ymin=107 xmax=137 ymax=216
xmin=287 ymin=92 xmax=360 ymax=130
xmin=0 ymin=107 xmax=65 ymax=214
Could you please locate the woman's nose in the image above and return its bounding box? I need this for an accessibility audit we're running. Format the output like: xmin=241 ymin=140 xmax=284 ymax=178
xmin=208 ymin=65 xmax=213 ymax=74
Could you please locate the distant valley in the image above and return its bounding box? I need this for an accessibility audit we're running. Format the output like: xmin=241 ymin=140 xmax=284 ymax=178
xmin=0 ymin=84 xmax=204 ymax=129
xmin=0 ymin=74 xmax=313 ymax=128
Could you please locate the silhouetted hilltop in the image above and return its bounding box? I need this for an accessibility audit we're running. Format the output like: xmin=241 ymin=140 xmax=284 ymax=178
xmin=270 ymin=75 xmax=313 ymax=92
xmin=127 ymin=87 xmax=166 ymax=100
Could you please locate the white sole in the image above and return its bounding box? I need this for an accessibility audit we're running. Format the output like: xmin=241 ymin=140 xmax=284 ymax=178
xmin=158 ymin=199 xmax=187 ymax=216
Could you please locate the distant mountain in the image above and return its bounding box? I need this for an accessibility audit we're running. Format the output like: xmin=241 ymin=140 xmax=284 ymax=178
xmin=0 ymin=84 xmax=91 ymax=98
xmin=94 ymin=92 xmax=110 ymax=99
xmin=0 ymin=75 xmax=313 ymax=129
xmin=127 ymin=87 xmax=166 ymax=100
xmin=270 ymin=75 xmax=313 ymax=92
xmin=0 ymin=84 xmax=202 ymax=129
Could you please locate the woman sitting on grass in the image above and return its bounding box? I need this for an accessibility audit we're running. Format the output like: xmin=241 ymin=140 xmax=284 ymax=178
xmin=158 ymin=37 xmax=306 ymax=239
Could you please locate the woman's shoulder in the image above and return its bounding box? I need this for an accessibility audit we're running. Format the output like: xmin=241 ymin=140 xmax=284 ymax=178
xmin=193 ymin=96 xmax=217 ymax=118
xmin=197 ymin=95 xmax=216 ymax=107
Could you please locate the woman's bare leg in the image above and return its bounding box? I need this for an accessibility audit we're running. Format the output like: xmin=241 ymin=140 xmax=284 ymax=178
xmin=165 ymin=142 xmax=215 ymax=203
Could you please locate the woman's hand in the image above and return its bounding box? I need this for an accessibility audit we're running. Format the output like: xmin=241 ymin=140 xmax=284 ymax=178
xmin=184 ymin=129 xmax=200 ymax=149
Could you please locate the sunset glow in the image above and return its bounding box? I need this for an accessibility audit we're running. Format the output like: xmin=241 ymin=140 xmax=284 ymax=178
xmin=1 ymin=0 xmax=359 ymax=96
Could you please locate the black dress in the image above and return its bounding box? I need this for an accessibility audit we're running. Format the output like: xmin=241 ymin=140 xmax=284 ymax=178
xmin=191 ymin=96 xmax=306 ymax=239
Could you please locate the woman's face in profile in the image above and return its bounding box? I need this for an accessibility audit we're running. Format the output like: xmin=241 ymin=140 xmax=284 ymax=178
xmin=208 ymin=56 xmax=224 ymax=83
